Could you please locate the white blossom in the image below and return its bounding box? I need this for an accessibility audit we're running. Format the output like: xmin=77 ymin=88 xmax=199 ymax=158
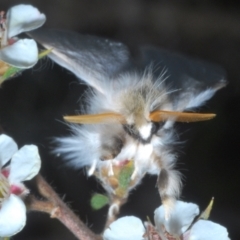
xmin=102 ymin=200 xmax=230 ymax=240
xmin=153 ymin=201 xmax=230 ymax=240
xmin=103 ymin=216 xmax=145 ymax=240
xmin=0 ymin=134 xmax=41 ymax=237
xmin=0 ymin=4 xmax=46 ymax=68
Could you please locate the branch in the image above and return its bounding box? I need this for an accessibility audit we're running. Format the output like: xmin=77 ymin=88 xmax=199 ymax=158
xmin=27 ymin=174 xmax=102 ymax=240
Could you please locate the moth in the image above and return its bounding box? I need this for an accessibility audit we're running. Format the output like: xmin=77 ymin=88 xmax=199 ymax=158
xmin=29 ymin=28 xmax=226 ymax=217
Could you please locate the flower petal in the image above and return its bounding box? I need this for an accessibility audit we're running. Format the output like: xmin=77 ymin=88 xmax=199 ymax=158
xmin=103 ymin=216 xmax=146 ymax=240
xmin=154 ymin=201 xmax=200 ymax=236
xmin=9 ymin=145 xmax=41 ymax=183
xmin=0 ymin=134 xmax=18 ymax=167
xmin=0 ymin=39 xmax=38 ymax=68
xmin=6 ymin=4 xmax=46 ymax=38
xmin=0 ymin=194 xmax=26 ymax=237
xmin=189 ymin=220 xmax=230 ymax=240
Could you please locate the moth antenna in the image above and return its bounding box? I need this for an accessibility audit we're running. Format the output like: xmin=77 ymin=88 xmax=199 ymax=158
xmin=64 ymin=112 xmax=126 ymax=124
xmin=149 ymin=110 xmax=216 ymax=122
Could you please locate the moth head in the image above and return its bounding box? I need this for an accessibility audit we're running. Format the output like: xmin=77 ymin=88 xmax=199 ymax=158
xmin=113 ymin=75 xmax=174 ymax=143
xmin=121 ymin=113 xmax=157 ymax=144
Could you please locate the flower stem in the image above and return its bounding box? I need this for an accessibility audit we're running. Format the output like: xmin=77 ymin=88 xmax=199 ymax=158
xmin=27 ymin=174 xmax=102 ymax=240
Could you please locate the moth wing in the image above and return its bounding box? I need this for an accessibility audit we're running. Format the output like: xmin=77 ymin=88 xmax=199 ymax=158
xmin=29 ymin=29 xmax=226 ymax=112
xmin=28 ymin=28 xmax=132 ymax=94
xmin=139 ymin=46 xmax=227 ymax=110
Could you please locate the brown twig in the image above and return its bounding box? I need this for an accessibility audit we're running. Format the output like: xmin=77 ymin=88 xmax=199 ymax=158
xmin=27 ymin=174 xmax=102 ymax=240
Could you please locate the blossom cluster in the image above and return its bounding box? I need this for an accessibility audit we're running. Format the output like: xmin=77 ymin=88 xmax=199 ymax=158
xmin=103 ymin=200 xmax=230 ymax=240
xmin=0 ymin=8 xmax=44 ymax=236
xmin=0 ymin=134 xmax=41 ymax=237
xmin=0 ymin=4 xmax=46 ymax=83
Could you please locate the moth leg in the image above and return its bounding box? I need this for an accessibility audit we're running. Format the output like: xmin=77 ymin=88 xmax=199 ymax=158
xmin=88 ymin=159 xmax=98 ymax=176
xmin=131 ymin=168 xmax=137 ymax=180
xmin=100 ymin=137 xmax=124 ymax=176
xmin=100 ymin=145 xmax=116 ymax=160
xmin=100 ymin=137 xmax=123 ymax=161
xmin=131 ymin=164 xmax=139 ymax=180
xmin=158 ymin=168 xmax=182 ymax=220
xmin=107 ymin=161 xmax=114 ymax=176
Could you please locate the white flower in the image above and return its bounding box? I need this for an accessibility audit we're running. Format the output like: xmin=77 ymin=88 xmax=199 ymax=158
xmin=0 ymin=4 xmax=46 ymax=68
xmin=153 ymin=201 xmax=230 ymax=240
xmin=0 ymin=134 xmax=41 ymax=237
xmin=103 ymin=216 xmax=146 ymax=240
xmin=102 ymin=201 xmax=230 ymax=240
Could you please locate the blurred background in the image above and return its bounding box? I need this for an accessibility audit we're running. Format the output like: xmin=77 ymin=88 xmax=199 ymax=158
xmin=0 ymin=0 xmax=240 ymax=239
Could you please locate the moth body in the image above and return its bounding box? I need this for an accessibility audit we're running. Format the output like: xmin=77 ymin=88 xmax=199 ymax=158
xmin=29 ymin=28 xmax=226 ymax=218
xmin=57 ymin=71 xmax=182 ymax=215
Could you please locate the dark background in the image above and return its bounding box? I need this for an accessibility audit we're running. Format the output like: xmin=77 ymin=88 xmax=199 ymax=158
xmin=0 ymin=1 xmax=240 ymax=239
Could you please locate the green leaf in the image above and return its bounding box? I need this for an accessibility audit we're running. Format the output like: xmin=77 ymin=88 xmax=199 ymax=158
xmin=90 ymin=193 xmax=109 ymax=210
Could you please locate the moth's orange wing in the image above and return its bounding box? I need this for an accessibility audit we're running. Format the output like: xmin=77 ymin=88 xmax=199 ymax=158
xmin=149 ymin=110 xmax=216 ymax=122
xmin=64 ymin=112 xmax=127 ymax=124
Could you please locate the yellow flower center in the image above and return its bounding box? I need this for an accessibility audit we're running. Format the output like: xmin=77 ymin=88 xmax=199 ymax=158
xmin=0 ymin=173 xmax=10 ymax=203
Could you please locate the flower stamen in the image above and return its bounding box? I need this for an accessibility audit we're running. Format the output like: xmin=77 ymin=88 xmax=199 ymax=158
xmin=0 ymin=11 xmax=6 ymax=30
xmin=0 ymin=173 xmax=10 ymax=203
xmin=0 ymin=11 xmax=7 ymax=48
